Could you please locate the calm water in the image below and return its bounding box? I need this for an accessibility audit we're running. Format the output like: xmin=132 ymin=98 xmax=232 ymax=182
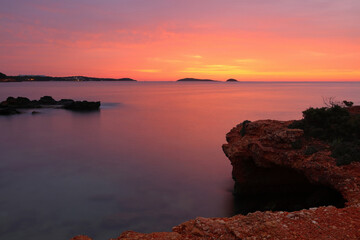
xmin=0 ymin=81 xmax=359 ymax=240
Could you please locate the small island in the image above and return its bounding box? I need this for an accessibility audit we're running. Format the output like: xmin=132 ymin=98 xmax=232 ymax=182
xmin=0 ymin=96 xmax=101 ymax=115
xmin=177 ymin=78 xmax=218 ymax=82
xmin=0 ymin=72 xmax=137 ymax=82
xmin=226 ymin=78 xmax=238 ymax=82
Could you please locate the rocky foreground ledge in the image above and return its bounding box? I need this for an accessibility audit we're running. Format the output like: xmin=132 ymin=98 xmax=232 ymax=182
xmin=73 ymin=113 xmax=360 ymax=239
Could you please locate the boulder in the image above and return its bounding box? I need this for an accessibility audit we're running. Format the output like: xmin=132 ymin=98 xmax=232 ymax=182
xmin=0 ymin=97 xmax=36 ymax=108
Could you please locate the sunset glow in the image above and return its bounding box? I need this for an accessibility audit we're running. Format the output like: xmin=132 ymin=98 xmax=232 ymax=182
xmin=1 ymin=0 xmax=360 ymax=81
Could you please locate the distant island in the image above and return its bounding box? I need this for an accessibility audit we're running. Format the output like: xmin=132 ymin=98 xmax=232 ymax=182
xmin=0 ymin=72 xmax=137 ymax=82
xmin=177 ymin=78 xmax=218 ymax=82
xmin=226 ymin=78 xmax=239 ymax=82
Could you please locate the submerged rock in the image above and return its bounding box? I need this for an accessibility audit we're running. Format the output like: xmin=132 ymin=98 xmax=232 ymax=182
xmin=0 ymin=107 xmax=20 ymax=115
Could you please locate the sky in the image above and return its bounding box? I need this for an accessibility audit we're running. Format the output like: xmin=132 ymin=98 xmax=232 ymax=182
xmin=0 ymin=0 xmax=360 ymax=81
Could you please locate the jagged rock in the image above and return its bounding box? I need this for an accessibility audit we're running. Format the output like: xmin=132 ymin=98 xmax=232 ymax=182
xmin=70 ymin=236 xmax=92 ymax=240
xmin=222 ymin=120 xmax=360 ymax=206
xmin=0 ymin=96 xmax=36 ymax=108
xmin=0 ymin=96 xmax=101 ymax=115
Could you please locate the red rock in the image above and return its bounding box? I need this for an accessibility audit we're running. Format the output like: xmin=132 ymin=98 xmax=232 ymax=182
xmin=70 ymin=235 xmax=92 ymax=240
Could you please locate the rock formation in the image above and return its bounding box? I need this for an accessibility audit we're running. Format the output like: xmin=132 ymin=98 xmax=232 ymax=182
xmin=0 ymin=96 xmax=100 ymax=115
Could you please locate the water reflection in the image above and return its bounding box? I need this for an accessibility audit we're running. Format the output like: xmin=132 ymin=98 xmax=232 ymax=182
xmin=0 ymin=82 xmax=359 ymax=239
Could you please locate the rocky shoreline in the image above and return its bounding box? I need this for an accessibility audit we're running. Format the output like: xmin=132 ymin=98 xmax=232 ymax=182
xmin=70 ymin=107 xmax=360 ymax=239
xmin=0 ymin=96 xmax=100 ymax=115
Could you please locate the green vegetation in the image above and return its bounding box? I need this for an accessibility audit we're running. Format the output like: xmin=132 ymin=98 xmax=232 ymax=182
xmin=289 ymin=103 xmax=360 ymax=166
xmin=240 ymin=120 xmax=251 ymax=136
xmin=343 ymin=100 xmax=354 ymax=107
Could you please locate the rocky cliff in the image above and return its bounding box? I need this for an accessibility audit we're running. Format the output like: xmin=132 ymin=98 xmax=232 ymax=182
xmin=72 ymin=119 xmax=360 ymax=240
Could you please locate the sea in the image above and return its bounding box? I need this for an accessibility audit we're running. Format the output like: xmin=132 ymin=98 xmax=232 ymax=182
xmin=0 ymin=81 xmax=359 ymax=240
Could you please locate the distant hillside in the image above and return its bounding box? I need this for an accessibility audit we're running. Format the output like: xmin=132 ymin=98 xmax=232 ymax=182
xmin=0 ymin=74 xmax=137 ymax=82
xmin=177 ymin=78 xmax=217 ymax=82
xmin=0 ymin=72 xmax=7 ymax=79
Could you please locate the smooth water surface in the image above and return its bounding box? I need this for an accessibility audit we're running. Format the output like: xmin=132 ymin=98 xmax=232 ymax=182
xmin=0 ymin=81 xmax=359 ymax=239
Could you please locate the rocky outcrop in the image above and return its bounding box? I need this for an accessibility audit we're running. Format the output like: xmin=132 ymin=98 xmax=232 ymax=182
xmin=72 ymin=119 xmax=360 ymax=239
xmin=0 ymin=96 xmax=101 ymax=115
xmin=223 ymin=120 xmax=360 ymax=207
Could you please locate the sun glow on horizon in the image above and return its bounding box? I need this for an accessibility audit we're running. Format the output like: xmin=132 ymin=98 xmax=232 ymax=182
xmin=1 ymin=0 xmax=359 ymax=81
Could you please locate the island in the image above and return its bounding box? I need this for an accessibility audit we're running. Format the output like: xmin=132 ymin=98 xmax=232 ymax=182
xmin=0 ymin=96 xmax=100 ymax=115
xmin=177 ymin=78 xmax=218 ymax=82
xmin=71 ymin=102 xmax=360 ymax=240
xmin=0 ymin=72 xmax=137 ymax=82
xmin=226 ymin=78 xmax=238 ymax=82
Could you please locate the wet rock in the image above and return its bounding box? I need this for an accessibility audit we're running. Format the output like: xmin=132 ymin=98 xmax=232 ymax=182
xmin=62 ymin=101 xmax=100 ymax=111
xmin=0 ymin=107 xmax=20 ymax=115
xmin=0 ymin=96 xmax=101 ymax=115
xmin=70 ymin=236 xmax=92 ymax=240
xmin=58 ymin=99 xmax=75 ymax=105
xmin=0 ymin=96 xmax=36 ymax=108
xmin=39 ymin=96 xmax=57 ymax=105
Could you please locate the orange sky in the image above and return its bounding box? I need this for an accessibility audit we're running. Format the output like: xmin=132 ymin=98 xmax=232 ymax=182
xmin=1 ymin=0 xmax=360 ymax=81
